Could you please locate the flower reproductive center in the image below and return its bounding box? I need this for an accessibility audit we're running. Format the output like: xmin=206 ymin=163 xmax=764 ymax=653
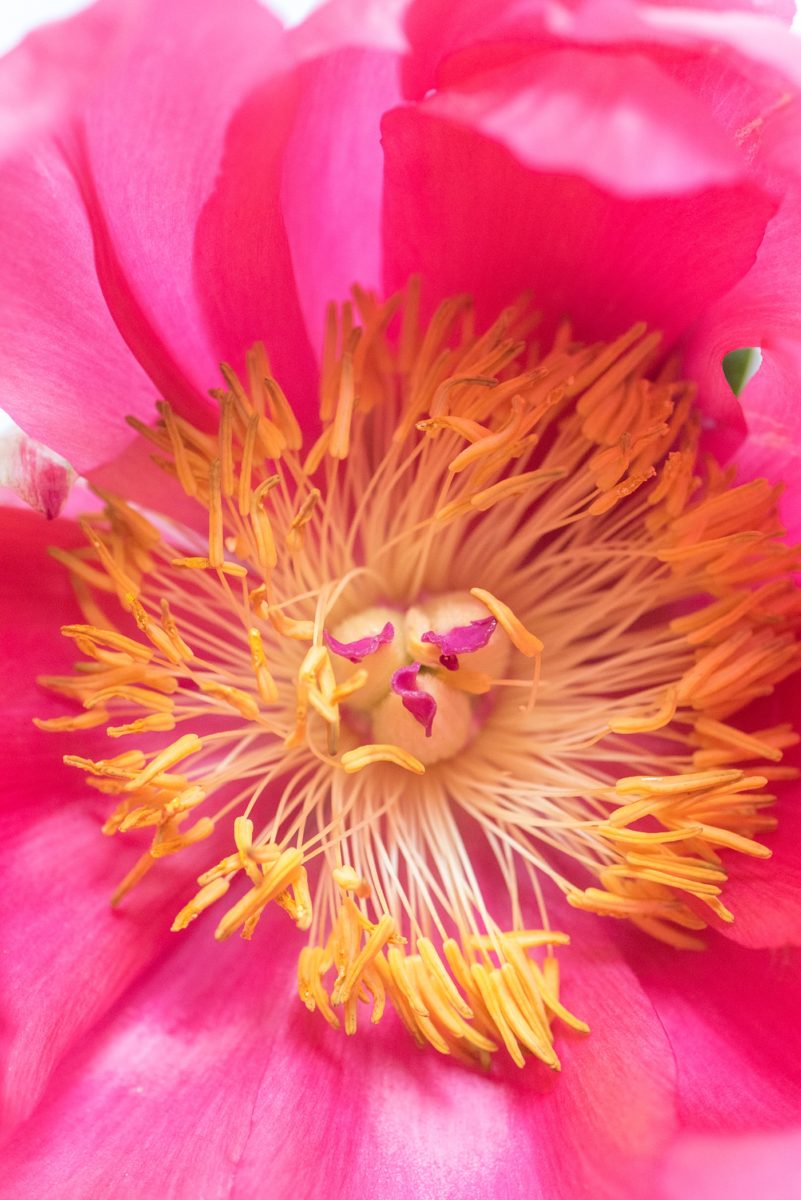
xmin=40 ymin=279 xmax=801 ymax=1070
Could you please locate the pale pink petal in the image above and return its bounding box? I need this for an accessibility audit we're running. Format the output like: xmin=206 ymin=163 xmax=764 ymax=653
xmin=382 ymin=105 xmax=774 ymax=347
xmin=280 ymin=45 xmax=403 ymax=358
xmin=423 ymin=49 xmax=749 ymax=197
xmin=402 ymin=0 xmax=801 ymax=99
xmin=662 ymin=1129 xmax=801 ymax=1200
xmin=0 ymin=144 xmax=157 ymax=472
xmin=630 ymin=936 xmax=801 ymax=1132
xmin=76 ymin=0 xmax=294 ymax=417
xmin=0 ymin=424 xmax=74 ymax=518
xmin=0 ymin=0 xmax=140 ymax=161
xmin=193 ymin=71 xmax=319 ymax=428
xmin=290 ymin=0 xmax=409 ymax=59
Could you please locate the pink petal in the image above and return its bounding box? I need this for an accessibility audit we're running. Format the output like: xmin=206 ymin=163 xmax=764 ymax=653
xmin=0 ymin=803 xmax=185 ymax=1136
xmin=0 ymin=910 xmax=297 ymax=1191
xmin=630 ymin=934 xmax=801 ymax=1132
xmin=290 ymin=0 xmax=409 ymax=60
xmin=1 ymin=0 xmax=305 ymax=474
xmin=233 ymin=933 xmax=676 ymax=1200
xmin=0 ymin=921 xmax=675 ymax=1198
xmin=403 ymin=0 xmax=801 ymax=97
xmin=0 ymin=505 xmax=180 ymax=1132
xmin=0 ymin=0 xmax=140 ymax=162
xmin=280 ymin=45 xmax=403 ymax=358
xmin=715 ymin=795 xmax=801 ymax=949
xmin=704 ymin=678 xmax=801 ymax=950
xmin=192 ymin=69 xmax=320 ymax=432
xmin=1 ymin=506 xmax=107 ymax=784
xmin=0 ymin=144 xmax=157 ymax=473
xmin=662 ymin=1128 xmax=801 ymax=1200
xmin=684 ymin=173 xmax=801 ymax=507
xmin=422 ymin=49 xmax=749 ymax=198
xmin=382 ymin=104 xmax=775 ymax=347
xmin=76 ymin=0 xmax=293 ymax=419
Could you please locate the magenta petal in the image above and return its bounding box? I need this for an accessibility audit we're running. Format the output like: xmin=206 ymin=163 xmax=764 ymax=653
xmin=324 ymin=620 xmax=395 ymax=663
xmin=0 ymin=915 xmax=300 ymax=1193
xmin=382 ymin=105 xmax=775 ymax=348
xmin=0 ymin=925 xmax=676 ymax=1199
xmin=391 ymin=662 xmax=437 ymax=736
xmin=424 ymin=50 xmax=747 ymax=198
xmin=631 ymin=935 xmax=801 ymax=1132
xmin=0 ymin=804 xmax=186 ymax=1137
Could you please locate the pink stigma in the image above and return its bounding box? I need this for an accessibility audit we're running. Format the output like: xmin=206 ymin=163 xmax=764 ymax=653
xmin=391 ymin=663 xmax=437 ymax=737
xmin=421 ymin=616 xmax=497 ymax=669
xmin=324 ymin=622 xmax=395 ymax=664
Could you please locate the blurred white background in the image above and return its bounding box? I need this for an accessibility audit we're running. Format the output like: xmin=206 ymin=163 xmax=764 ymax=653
xmin=0 ymin=0 xmax=321 ymax=54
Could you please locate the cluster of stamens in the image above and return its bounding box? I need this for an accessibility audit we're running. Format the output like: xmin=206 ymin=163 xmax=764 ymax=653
xmin=39 ymin=279 xmax=800 ymax=1069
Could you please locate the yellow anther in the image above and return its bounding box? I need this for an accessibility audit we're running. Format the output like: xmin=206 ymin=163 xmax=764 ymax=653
xmin=171 ymin=556 xmax=248 ymax=578
xmin=171 ymin=876 xmax=232 ymax=931
xmin=214 ymin=848 xmax=305 ymax=941
xmin=268 ymin=607 xmax=315 ymax=641
xmin=248 ymin=628 xmax=279 ymax=704
xmin=61 ymin=624 xmax=153 ymax=662
xmin=286 ymin=489 xmax=321 ymax=553
xmin=469 ymin=588 xmax=543 ymax=656
xmin=199 ymin=681 xmax=260 ymax=720
xmin=208 ymin=459 xmax=224 ymax=569
xmin=340 ymin=744 xmax=425 ymax=775
xmin=330 ymin=667 xmax=368 ymax=704
xmin=249 ymin=491 xmax=278 ymax=573
xmin=469 ymin=468 xmax=568 ymax=512
xmin=330 ymin=350 xmax=356 ymax=459
xmin=107 ymin=713 xmax=177 ymax=738
xmin=332 ymin=866 xmax=372 ymax=898
xmin=33 ymin=709 xmax=110 ymax=732
xmin=609 ymin=688 xmax=677 ymax=734
xmin=121 ymin=734 xmax=203 ymax=792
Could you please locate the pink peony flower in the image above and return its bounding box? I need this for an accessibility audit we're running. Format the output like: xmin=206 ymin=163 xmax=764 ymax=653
xmin=2 ymin=1 xmax=801 ymax=1197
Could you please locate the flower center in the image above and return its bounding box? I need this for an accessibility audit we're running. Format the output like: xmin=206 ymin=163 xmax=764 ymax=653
xmin=40 ymin=281 xmax=800 ymax=1071
xmin=327 ymin=593 xmax=511 ymax=765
